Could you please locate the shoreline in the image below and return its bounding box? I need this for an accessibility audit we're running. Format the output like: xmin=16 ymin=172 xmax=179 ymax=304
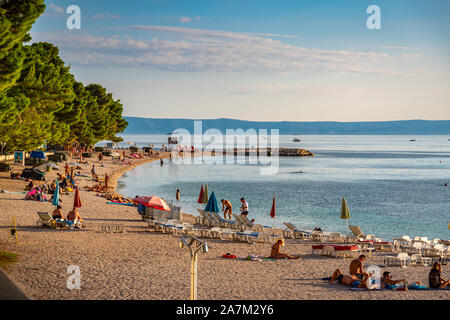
xmin=0 ymin=153 xmax=448 ymax=300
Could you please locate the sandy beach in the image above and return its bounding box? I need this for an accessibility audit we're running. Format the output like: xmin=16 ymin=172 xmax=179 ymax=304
xmin=0 ymin=153 xmax=449 ymax=300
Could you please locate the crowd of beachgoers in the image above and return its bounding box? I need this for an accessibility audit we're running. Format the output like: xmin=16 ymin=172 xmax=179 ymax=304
xmin=0 ymin=148 xmax=448 ymax=300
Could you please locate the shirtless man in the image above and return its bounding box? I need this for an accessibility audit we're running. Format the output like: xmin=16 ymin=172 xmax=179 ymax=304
xmin=329 ymin=269 xmax=369 ymax=289
xmin=221 ymin=199 xmax=233 ymax=219
xmin=349 ymin=255 xmax=366 ymax=280
xmin=270 ymin=239 xmax=300 ymax=260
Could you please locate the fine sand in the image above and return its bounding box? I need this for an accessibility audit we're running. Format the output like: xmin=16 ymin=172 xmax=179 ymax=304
xmin=0 ymin=153 xmax=449 ymax=300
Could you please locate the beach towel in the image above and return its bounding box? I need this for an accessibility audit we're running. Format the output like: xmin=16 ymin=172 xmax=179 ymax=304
xmin=107 ymin=201 xmax=134 ymax=207
xmin=1 ymin=190 xmax=26 ymax=195
xmin=237 ymin=254 xmax=280 ymax=261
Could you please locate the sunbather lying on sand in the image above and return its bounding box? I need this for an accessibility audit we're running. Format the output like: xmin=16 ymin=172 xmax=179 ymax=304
xmin=270 ymin=239 xmax=300 ymax=259
xmin=381 ymin=271 xmax=406 ymax=290
xmin=329 ymin=269 xmax=369 ymax=289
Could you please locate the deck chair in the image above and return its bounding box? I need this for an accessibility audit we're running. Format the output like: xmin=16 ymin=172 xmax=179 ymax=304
xmin=195 ymin=209 xmax=207 ymax=225
xmin=240 ymin=215 xmax=254 ymax=228
xmin=232 ymin=214 xmax=250 ymax=230
xmin=349 ymin=225 xmax=365 ymax=239
xmin=283 ymin=222 xmax=311 ymax=240
xmin=410 ymin=254 xmax=432 ymax=266
xmin=36 ymin=212 xmax=73 ymax=229
xmin=384 ymin=253 xmax=410 ymax=268
xmin=211 ymin=211 xmax=236 ymax=228
xmin=328 ymin=232 xmax=345 ymax=243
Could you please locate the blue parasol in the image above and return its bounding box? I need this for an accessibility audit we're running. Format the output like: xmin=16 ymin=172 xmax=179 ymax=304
xmin=204 ymin=191 xmax=220 ymax=213
xmin=52 ymin=180 xmax=60 ymax=207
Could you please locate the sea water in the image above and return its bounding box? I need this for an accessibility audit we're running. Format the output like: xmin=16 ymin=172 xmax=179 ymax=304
xmin=116 ymin=135 xmax=450 ymax=241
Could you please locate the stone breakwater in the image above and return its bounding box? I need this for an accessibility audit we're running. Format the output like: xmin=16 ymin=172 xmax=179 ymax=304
xmin=202 ymin=148 xmax=315 ymax=157
xmin=277 ymin=148 xmax=315 ymax=157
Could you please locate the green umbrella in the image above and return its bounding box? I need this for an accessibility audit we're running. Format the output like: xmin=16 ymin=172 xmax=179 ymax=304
xmin=341 ymin=197 xmax=351 ymax=235
xmin=202 ymin=184 xmax=209 ymax=204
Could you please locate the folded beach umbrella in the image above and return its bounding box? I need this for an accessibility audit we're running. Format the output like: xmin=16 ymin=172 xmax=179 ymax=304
xmin=341 ymin=197 xmax=351 ymax=234
xmin=204 ymin=191 xmax=220 ymax=213
xmin=134 ymin=196 xmax=171 ymax=212
xmin=73 ymin=186 xmax=82 ymax=208
xmin=270 ymin=196 xmax=276 ymax=234
xmin=197 ymin=185 xmax=205 ymax=204
xmin=202 ymin=184 xmax=209 ymax=204
xmin=52 ymin=181 xmax=60 ymax=207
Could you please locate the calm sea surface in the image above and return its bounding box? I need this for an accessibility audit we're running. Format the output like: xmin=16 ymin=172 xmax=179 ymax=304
xmin=116 ymin=135 xmax=450 ymax=241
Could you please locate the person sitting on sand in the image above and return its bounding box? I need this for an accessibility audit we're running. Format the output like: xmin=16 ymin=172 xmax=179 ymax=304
xmin=24 ymin=188 xmax=37 ymax=200
xmin=329 ymin=269 xmax=369 ymax=289
xmin=53 ymin=205 xmax=64 ymax=220
xmin=67 ymin=208 xmax=83 ymax=223
xmin=349 ymin=255 xmax=366 ymax=280
xmin=270 ymin=239 xmax=300 ymax=260
xmin=221 ymin=199 xmax=233 ymax=220
xmin=429 ymin=262 xmax=450 ymax=289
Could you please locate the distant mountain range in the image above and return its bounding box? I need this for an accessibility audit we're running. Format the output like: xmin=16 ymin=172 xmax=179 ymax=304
xmin=123 ymin=117 xmax=450 ymax=135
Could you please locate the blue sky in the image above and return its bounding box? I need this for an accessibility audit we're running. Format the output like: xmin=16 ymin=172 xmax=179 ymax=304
xmin=30 ymin=0 xmax=450 ymax=121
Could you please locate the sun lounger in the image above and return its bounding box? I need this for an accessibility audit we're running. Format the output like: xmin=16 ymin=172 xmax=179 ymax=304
xmin=283 ymin=222 xmax=311 ymax=240
xmin=232 ymin=214 xmax=250 ymax=230
xmin=328 ymin=232 xmax=345 ymax=243
xmin=211 ymin=211 xmax=236 ymax=228
xmin=384 ymin=252 xmax=410 ymax=268
xmin=36 ymin=212 xmax=75 ymax=229
xmin=410 ymin=254 xmax=432 ymax=266
xmin=312 ymin=244 xmax=360 ymax=258
xmin=196 ymin=209 xmax=207 ymax=225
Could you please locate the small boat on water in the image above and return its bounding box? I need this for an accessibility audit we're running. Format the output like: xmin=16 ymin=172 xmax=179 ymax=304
xmin=293 ymin=138 xmax=301 ymax=142
xmin=410 ymin=139 xmax=416 ymax=142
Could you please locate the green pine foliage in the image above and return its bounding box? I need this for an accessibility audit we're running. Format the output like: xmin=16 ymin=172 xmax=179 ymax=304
xmin=0 ymin=2 xmax=128 ymax=151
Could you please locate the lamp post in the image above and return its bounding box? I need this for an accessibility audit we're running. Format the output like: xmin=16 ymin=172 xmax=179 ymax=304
xmin=179 ymin=236 xmax=208 ymax=300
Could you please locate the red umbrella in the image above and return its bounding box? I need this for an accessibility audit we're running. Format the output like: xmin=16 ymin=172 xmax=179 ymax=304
xmin=197 ymin=185 xmax=205 ymax=204
xmin=270 ymin=196 xmax=276 ymax=218
xmin=270 ymin=196 xmax=276 ymax=235
xmin=134 ymin=196 xmax=171 ymax=212
xmin=73 ymin=186 xmax=82 ymax=208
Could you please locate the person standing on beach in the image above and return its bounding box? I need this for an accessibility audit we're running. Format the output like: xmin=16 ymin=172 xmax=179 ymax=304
xmin=104 ymin=173 xmax=109 ymax=190
xmin=221 ymin=199 xmax=233 ymax=219
xmin=240 ymin=197 xmax=249 ymax=218
xmin=349 ymin=255 xmax=366 ymax=280
xmin=176 ymin=189 xmax=180 ymax=201
xmin=91 ymin=165 xmax=96 ymax=178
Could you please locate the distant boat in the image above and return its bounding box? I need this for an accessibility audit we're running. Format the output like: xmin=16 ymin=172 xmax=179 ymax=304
xmin=410 ymin=139 xmax=416 ymax=142
xmin=293 ymin=138 xmax=301 ymax=142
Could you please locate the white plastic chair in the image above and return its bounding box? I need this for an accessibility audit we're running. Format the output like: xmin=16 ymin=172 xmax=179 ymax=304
xmin=384 ymin=252 xmax=409 ymax=268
